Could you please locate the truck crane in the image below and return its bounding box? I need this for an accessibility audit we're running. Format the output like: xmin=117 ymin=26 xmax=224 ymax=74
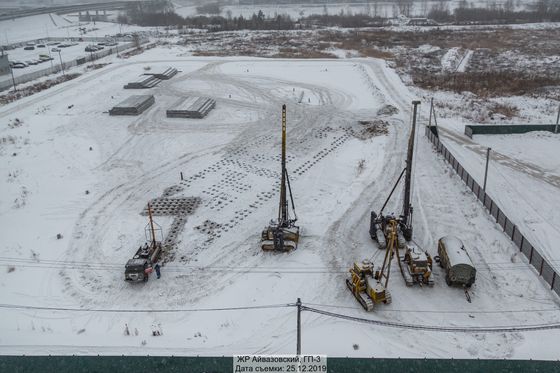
xmin=124 ymin=203 xmax=163 ymax=282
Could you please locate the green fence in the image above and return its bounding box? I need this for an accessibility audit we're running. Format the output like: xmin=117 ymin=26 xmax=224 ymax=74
xmin=1 ymin=356 xmax=560 ymax=373
xmin=464 ymin=124 xmax=558 ymax=138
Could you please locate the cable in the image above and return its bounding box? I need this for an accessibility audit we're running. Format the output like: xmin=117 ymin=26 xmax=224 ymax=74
xmin=302 ymin=306 xmax=560 ymax=333
xmin=0 ymin=302 xmax=295 ymax=313
xmin=302 ymin=302 xmax=560 ymax=315
xmin=0 ymin=257 xmax=557 ymax=274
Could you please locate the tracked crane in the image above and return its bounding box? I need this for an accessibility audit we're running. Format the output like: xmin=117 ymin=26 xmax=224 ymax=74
xmin=368 ymin=101 xmax=434 ymax=287
xmin=261 ymin=104 xmax=300 ymax=252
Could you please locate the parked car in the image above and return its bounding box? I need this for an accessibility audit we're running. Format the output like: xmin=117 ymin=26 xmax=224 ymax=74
xmin=37 ymin=44 xmax=45 ymax=48
xmin=85 ymin=45 xmax=98 ymax=52
xmin=24 ymin=45 xmax=35 ymax=50
xmin=47 ymin=42 xmax=59 ymax=46
xmin=11 ymin=61 xmax=27 ymax=68
xmin=51 ymin=48 xmax=61 ymax=52
xmin=436 ymin=236 xmax=476 ymax=288
xmin=39 ymin=54 xmax=53 ymax=61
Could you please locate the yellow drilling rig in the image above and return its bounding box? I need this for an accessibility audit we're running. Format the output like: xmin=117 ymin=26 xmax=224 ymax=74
xmin=261 ymin=104 xmax=300 ymax=252
xmin=369 ymin=101 xmax=434 ymax=287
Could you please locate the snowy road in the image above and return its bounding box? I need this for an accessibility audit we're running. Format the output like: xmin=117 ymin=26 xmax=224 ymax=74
xmin=0 ymin=52 xmax=559 ymax=358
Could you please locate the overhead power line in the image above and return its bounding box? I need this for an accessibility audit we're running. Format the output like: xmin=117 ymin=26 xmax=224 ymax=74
xmin=0 ymin=303 xmax=295 ymax=314
xmin=302 ymin=306 xmax=560 ymax=333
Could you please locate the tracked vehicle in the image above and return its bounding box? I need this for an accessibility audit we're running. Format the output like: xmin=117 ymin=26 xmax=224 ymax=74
xmin=346 ymin=260 xmax=392 ymax=311
xmin=261 ymin=104 xmax=300 ymax=252
xmin=369 ymin=101 xmax=434 ymax=287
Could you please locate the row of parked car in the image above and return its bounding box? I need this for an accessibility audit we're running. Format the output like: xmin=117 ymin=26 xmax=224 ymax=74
xmin=85 ymin=41 xmax=119 ymax=52
xmin=10 ymin=54 xmax=54 ymax=69
xmin=23 ymin=41 xmax=78 ymax=51
xmin=10 ymin=39 xmax=121 ymax=69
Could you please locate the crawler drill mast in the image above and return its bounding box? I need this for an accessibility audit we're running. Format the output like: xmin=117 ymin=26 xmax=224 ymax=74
xmin=261 ymin=104 xmax=300 ymax=252
xmin=368 ymin=101 xmax=434 ymax=287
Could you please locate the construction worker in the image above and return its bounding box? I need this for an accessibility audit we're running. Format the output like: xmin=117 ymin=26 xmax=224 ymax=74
xmin=154 ymin=263 xmax=161 ymax=279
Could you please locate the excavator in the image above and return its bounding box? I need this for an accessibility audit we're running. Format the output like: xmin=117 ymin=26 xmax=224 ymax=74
xmin=369 ymin=101 xmax=434 ymax=287
xmin=261 ymin=104 xmax=300 ymax=252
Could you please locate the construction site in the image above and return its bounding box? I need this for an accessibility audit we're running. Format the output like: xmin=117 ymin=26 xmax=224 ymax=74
xmin=0 ymin=2 xmax=560 ymax=364
xmin=1 ymin=54 xmax=559 ymax=360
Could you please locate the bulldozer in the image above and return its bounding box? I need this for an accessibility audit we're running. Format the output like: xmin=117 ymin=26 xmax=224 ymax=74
xmin=346 ymin=260 xmax=391 ymax=311
xmin=369 ymin=101 xmax=434 ymax=287
xmin=347 ymin=220 xmax=402 ymax=311
xmin=261 ymin=104 xmax=300 ymax=252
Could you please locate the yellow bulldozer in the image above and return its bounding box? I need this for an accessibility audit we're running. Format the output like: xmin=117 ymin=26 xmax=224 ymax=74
xmin=346 ymin=260 xmax=392 ymax=311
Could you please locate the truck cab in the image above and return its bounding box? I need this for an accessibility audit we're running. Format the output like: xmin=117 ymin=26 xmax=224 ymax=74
xmin=124 ymin=258 xmax=151 ymax=282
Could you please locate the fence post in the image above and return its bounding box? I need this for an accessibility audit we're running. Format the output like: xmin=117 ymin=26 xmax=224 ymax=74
xmin=520 ymin=236 xmax=524 ymax=252
xmin=296 ymin=298 xmax=301 ymax=355
xmin=529 ymin=246 xmax=534 ymax=263
xmin=483 ymin=147 xmax=491 ymax=191
xmin=552 ymin=272 xmax=556 ymax=290
xmin=511 ymin=225 xmax=516 ymax=240
xmin=539 ymin=259 xmax=544 ymax=276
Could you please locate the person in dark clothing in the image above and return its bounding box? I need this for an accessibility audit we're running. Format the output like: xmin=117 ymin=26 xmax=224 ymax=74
xmin=154 ymin=263 xmax=161 ymax=279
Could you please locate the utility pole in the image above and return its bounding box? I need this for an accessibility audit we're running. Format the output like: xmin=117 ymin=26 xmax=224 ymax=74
xmin=9 ymin=64 xmax=17 ymax=92
xmin=555 ymin=103 xmax=559 ymax=134
xmin=483 ymin=147 xmax=491 ymax=191
xmin=296 ymin=298 xmax=301 ymax=355
xmin=428 ymin=97 xmax=433 ymax=128
xmin=58 ymin=50 xmax=65 ymax=76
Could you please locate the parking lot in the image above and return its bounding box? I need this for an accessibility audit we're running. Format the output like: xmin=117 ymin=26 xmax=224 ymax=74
xmin=5 ymin=39 xmax=123 ymax=78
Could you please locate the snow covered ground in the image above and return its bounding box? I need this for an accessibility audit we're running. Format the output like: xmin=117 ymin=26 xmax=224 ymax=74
xmin=0 ymin=13 xmax=148 ymax=45
xmin=0 ymin=47 xmax=559 ymax=358
xmin=438 ymin=129 xmax=560 ymax=271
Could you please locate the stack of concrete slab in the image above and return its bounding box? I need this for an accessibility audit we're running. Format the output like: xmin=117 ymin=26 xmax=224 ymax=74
xmin=109 ymin=95 xmax=155 ymax=116
xmin=144 ymin=67 xmax=178 ymax=80
xmin=124 ymin=75 xmax=162 ymax=89
xmin=166 ymin=97 xmax=216 ymax=119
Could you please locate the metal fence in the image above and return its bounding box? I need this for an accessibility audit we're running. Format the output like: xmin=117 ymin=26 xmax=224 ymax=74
xmin=464 ymin=124 xmax=559 ymax=138
xmin=0 ymin=40 xmax=139 ymax=91
xmin=425 ymin=125 xmax=559 ymax=297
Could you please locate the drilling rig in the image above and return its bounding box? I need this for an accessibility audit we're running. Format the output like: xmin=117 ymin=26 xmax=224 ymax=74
xmin=124 ymin=203 xmax=163 ymax=283
xmin=369 ymin=101 xmax=434 ymax=287
xmin=261 ymin=104 xmax=300 ymax=252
